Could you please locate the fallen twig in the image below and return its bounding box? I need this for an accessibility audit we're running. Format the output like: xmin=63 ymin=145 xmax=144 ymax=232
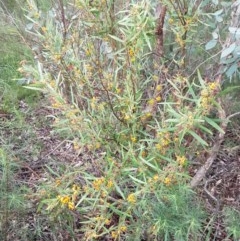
xmin=190 ymin=96 xmax=227 ymax=188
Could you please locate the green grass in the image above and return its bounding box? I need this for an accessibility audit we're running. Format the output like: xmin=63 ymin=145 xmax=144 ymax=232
xmin=0 ymin=27 xmax=41 ymax=111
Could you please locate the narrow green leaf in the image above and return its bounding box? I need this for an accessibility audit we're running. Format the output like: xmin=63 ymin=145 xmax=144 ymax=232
xmin=143 ymin=32 xmax=152 ymax=50
xmin=165 ymin=118 xmax=180 ymax=123
xmin=45 ymin=165 xmax=60 ymax=177
xmin=188 ymin=130 xmax=208 ymax=146
xmin=114 ymin=183 xmax=125 ymax=199
xmin=205 ymin=117 xmax=225 ymax=133
xmin=140 ymin=157 xmax=158 ymax=171
xmin=219 ymin=85 xmax=240 ymax=96
xmin=75 ymin=193 xmax=88 ymax=207
xmin=186 ymin=79 xmax=197 ymax=99
xmin=108 ymin=204 xmax=132 ymax=217
xmin=108 ymin=34 xmax=124 ymax=43
xmin=198 ymin=125 xmax=213 ymax=135
xmin=197 ymin=70 xmax=206 ymax=88
xmin=129 ymin=175 xmax=146 ymax=184
xmin=167 ymin=107 xmax=182 ymax=118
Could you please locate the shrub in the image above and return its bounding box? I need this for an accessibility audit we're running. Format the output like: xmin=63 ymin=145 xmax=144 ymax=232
xmin=19 ymin=0 xmax=226 ymax=240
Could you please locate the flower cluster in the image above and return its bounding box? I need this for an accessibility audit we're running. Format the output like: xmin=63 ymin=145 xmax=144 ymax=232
xmin=57 ymin=195 xmax=75 ymax=210
xmin=200 ymin=82 xmax=219 ymax=114
xmin=111 ymin=225 xmax=127 ymax=239
xmin=127 ymin=193 xmax=137 ymax=204
xmin=92 ymin=177 xmax=114 ymax=191
xmin=57 ymin=184 xmax=80 ymax=210
xmin=155 ymin=131 xmax=171 ymax=154
xmin=176 ymin=155 xmax=187 ymax=166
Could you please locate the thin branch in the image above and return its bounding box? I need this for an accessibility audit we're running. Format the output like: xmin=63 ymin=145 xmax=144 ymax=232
xmin=227 ymin=111 xmax=240 ymax=120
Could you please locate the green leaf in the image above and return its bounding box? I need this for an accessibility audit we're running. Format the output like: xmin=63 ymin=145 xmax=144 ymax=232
xmin=205 ymin=39 xmax=218 ymax=50
xmin=129 ymin=175 xmax=146 ymax=184
xmin=75 ymin=193 xmax=88 ymax=207
xmin=188 ymin=130 xmax=208 ymax=146
xmin=204 ymin=117 xmax=225 ymax=133
xmin=179 ymin=129 xmax=187 ymax=145
xmin=165 ymin=118 xmax=180 ymax=123
xmin=216 ymin=15 xmax=223 ymax=22
xmin=229 ymin=27 xmax=240 ymax=36
xmin=140 ymin=157 xmax=158 ymax=171
xmin=167 ymin=107 xmax=182 ymax=118
xmin=143 ymin=32 xmax=152 ymax=50
xmin=186 ymin=79 xmax=197 ymax=99
xmin=219 ymin=85 xmax=240 ymax=96
xmin=45 ymin=165 xmax=60 ymax=177
xmin=108 ymin=204 xmax=132 ymax=217
xmin=114 ymin=183 xmax=125 ymax=199
xmin=226 ymin=63 xmax=238 ymax=78
xmin=198 ymin=125 xmax=213 ymax=135
xmin=221 ymin=43 xmax=236 ymax=59
xmin=23 ymin=85 xmax=46 ymax=92
xmin=108 ymin=34 xmax=124 ymax=43
xmin=197 ymin=70 xmax=206 ymax=88
xmin=212 ymin=9 xmax=223 ymax=16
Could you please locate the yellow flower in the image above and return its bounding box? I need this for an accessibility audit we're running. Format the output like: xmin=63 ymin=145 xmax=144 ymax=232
xmin=72 ymin=184 xmax=80 ymax=192
xmin=176 ymin=155 xmax=186 ymax=166
xmin=116 ymin=88 xmax=121 ymax=94
xmin=143 ymin=112 xmax=152 ymax=119
xmin=41 ymin=26 xmax=47 ymax=33
xmin=92 ymin=177 xmax=105 ymax=191
xmin=148 ymin=99 xmax=155 ymax=105
xmin=155 ymin=96 xmax=161 ymax=102
xmin=95 ymin=216 xmax=103 ymax=221
xmin=101 ymin=191 xmax=107 ymax=198
xmin=208 ymin=82 xmax=219 ymax=91
xmin=124 ymin=114 xmax=130 ymax=121
xmin=127 ymin=193 xmax=136 ymax=204
xmin=111 ymin=231 xmax=118 ymax=239
xmin=163 ymin=177 xmax=171 ymax=186
xmin=130 ymin=135 xmax=137 ymax=143
xmin=201 ymin=89 xmax=209 ymax=97
xmin=153 ymin=175 xmax=159 ymax=181
xmin=107 ymin=180 xmax=114 ymax=189
xmin=141 ymin=150 xmax=147 ymax=157
xmin=152 ymin=75 xmax=158 ymax=81
xmin=68 ymin=201 xmax=75 ymax=210
xmin=55 ymin=179 xmax=61 ymax=186
xmin=95 ymin=142 xmax=101 ymax=149
xmin=128 ymin=48 xmax=134 ymax=58
xmin=120 ymin=226 xmax=127 ymax=232
xmin=156 ymin=84 xmax=162 ymax=91
xmin=155 ymin=143 xmax=162 ymax=150
xmin=59 ymin=195 xmax=71 ymax=204
xmin=34 ymin=12 xmax=40 ymax=18
xmin=83 ymin=185 xmax=89 ymax=192
xmin=168 ymin=18 xmax=174 ymax=24
xmin=105 ymin=219 xmax=111 ymax=225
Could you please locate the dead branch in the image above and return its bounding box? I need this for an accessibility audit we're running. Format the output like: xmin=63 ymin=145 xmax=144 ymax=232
xmin=190 ymin=85 xmax=227 ymax=188
xmin=155 ymin=3 xmax=167 ymax=58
